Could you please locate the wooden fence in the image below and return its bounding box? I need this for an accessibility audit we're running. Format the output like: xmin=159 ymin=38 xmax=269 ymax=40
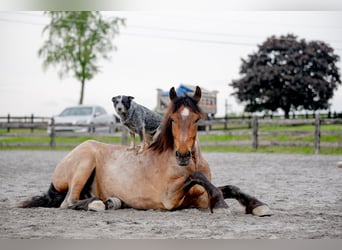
xmin=0 ymin=114 xmax=50 ymax=133
xmin=198 ymin=114 xmax=342 ymax=154
xmin=1 ymin=114 xmax=341 ymax=154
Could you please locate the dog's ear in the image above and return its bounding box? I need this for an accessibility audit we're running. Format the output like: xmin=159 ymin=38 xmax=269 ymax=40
xmin=169 ymin=87 xmax=178 ymax=102
xmin=128 ymin=96 xmax=135 ymax=101
xmin=112 ymin=96 xmax=117 ymax=102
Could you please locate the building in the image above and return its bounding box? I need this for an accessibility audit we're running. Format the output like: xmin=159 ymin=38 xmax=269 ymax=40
xmin=156 ymin=84 xmax=218 ymax=117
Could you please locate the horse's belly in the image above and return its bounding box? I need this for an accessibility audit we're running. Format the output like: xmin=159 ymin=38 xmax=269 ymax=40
xmin=96 ymin=176 xmax=165 ymax=209
xmin=94 ymin=154 xmax=166 ymax=209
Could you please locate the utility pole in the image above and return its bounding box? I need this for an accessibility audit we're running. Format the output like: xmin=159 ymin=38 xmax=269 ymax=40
xmin=224 ymin=99 xmax=228 ymax=130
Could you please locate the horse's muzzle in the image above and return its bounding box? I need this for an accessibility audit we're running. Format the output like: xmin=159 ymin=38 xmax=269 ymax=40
xmin=175 ymin=150 xmax=191 ymax=166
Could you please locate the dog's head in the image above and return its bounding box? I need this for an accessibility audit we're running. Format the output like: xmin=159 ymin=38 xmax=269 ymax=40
xmin=112 ymin=95 xmax=134 ymax=117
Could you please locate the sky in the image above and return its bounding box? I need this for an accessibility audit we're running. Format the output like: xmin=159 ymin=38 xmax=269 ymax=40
xmin=1 ymin=10 xmax=342 ymax=117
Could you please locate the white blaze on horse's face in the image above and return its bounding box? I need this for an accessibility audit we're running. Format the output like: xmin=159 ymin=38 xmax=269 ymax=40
xmin=181 ymin=107 xmax=190 ymax=120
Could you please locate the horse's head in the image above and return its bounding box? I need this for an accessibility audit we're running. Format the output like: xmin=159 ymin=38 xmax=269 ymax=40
xmin=149 ymin=86 xmax=204 ymax=166
xmin=168 ymin=86 xmax=204 ymax=166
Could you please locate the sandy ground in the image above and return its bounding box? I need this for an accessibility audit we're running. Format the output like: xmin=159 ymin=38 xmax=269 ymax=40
xmin=0 ymin=150 xmax=341 ymax=239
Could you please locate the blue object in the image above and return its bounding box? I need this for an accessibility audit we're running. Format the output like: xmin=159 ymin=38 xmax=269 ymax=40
xmin=162 ymin=84 xmax=194 ymax=96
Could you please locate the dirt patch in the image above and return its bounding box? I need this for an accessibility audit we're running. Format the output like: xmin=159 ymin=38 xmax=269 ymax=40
xmin=0 ymin=150 xmax=341 ymax=239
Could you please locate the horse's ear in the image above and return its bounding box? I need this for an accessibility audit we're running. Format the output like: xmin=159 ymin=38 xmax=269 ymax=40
xmin=169 ymin=87 xmax=178 ymax=101
xmin=193 ymin=86 xmax=201 ymax=103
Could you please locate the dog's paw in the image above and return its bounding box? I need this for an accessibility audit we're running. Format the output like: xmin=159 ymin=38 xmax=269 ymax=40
xmin=126 ymin=147 xmax=135 ymax=151
xmin=138 ymin=146 xmax=145 ymax=154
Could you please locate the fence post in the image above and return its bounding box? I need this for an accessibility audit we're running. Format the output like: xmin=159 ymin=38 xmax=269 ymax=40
xmin=224 ymin=115 xmax=228 ymax=130
xmin=252 ymin=116 xmax=258 ymax=151
xmin=121 ymin=127 xmax=128 ymax=145
xmin=90 ymin=123 xmax=95 ymax=133
xmin=205 ymin=120 xmax=210 ymax=135
xmin=314 ymin=113 xmax=321 ymax=154
xmin=7 ymin=113 xmax=10 ymax=133
xmin=49 ymin=118 xmax=56 ymax=149
xmin=30 ymin=114 xmax=34 ymax=133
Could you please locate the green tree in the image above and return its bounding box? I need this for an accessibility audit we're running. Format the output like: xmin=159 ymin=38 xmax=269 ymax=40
xmin=230 ymin=34 xmax=341 ymax=118
xmin=38 ymin=11 xmax=125 ymax=104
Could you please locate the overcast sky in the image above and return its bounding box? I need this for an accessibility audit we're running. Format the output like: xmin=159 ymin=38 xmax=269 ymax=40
xmin=1 ymin=11 xmax=342 ymax=117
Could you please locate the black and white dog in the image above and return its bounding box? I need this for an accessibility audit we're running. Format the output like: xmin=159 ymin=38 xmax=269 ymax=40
xmin=112 ymin=95 xmax=162 ymax=152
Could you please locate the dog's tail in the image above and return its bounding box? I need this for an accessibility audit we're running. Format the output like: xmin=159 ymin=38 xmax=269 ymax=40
xmin=18 ymin=183 xmax=66 ymax=208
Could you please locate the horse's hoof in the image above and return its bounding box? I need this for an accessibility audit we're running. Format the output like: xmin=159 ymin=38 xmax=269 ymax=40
xmin=252 ymin=205 xmax=272 ymax=217
xmin=337 ymin=161 xmax=342 ymax=168
xmin=212 ymin=207 xmax=231 ymax=215
xmin=88 ymin=200 xmax=106 ymax=212
xmin=105 ymin=197 xmax=122 ymax=210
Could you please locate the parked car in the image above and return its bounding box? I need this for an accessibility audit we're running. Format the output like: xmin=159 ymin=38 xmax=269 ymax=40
xmin=47 ymin=105 xmax=116 ymax=133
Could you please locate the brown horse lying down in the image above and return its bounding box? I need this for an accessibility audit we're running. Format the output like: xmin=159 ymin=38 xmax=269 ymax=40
xmin=19 ymin=86 xmax=271 ymax=216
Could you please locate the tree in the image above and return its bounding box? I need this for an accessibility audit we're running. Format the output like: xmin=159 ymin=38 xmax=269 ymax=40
xmin=230 ymin=34 xmax=341 ymax=118
xmin=38 ymin=11 xmax=125 ymax=104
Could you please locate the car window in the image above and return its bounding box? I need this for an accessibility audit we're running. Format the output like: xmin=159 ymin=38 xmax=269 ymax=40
xmin=60 ymin=107 xmax=93 ymax=116
xmin=95 ymin=107 xmax=106 ymax=115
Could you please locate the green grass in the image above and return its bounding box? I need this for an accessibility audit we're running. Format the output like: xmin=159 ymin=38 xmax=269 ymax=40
xmin=198 ymin=134 xmax=250 ymax=141
xmin=259 ymin=124 xmax=342 ymax=131
xmin=198 ymin=122 xmax=341 ymax=155
xmin=200 ymin=145 xmax=342 ymax=155
xmin=0 ymin=124 xmax=341 ymax=154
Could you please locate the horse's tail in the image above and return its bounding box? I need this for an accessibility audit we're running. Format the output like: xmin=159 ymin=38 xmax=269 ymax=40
xmin=18 ymin=183 xmax=66 ymax=208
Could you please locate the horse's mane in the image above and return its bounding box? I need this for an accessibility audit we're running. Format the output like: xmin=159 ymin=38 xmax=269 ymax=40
xmin=149 ymin=93 xmax=204 ymax=153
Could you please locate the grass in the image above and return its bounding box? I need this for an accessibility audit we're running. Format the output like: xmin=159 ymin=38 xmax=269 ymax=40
xmin=0 ymin=124 xmax=341 ymax=154
xmin=200 ymin=145 xmax=342 ymax=155
xmin=259 ymin=124 xmax=342 ymax=132
xmin=198 ymin=134 xmax=250 ymax=141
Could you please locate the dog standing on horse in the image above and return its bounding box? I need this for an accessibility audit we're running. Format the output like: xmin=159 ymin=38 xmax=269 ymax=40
xmin=112 ymin=95 xmax=162 ymax=152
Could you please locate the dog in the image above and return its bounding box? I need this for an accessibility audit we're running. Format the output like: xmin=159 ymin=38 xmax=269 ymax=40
xmin=112 ymin=95 xmax=162 ymax=152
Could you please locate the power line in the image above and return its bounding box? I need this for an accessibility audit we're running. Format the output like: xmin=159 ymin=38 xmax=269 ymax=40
xmin=121 ymin=31 xmax=258 ymax=47
xmin=5 ymin=11 xmax=342 ymax=42
xmin=0 ymin=15 xmax=258 ymax=48
xmin=1 ymin=13 xmax=342 ymax=51
xmin=128 ymin=24 xmax=266 ymax=40
xmin=0 ymin=17 xmax=45 ymax=26
xmin=127 ymin=24 xmax=342 ymax=47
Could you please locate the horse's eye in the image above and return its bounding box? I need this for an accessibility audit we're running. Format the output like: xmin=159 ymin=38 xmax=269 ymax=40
xmin=195 ymin=118 xmax=200 ymax=124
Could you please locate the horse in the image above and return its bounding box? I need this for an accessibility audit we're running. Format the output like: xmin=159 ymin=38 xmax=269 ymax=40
xmin=19 ymin=86 xmax=271 ymax=216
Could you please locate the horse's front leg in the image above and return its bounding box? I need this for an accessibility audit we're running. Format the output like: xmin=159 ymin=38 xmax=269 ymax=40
xmin=67 ymin=197 xmax=105 ymax=211
xmin=184 ymin=172 xmax=229 ymax=213
xmin=67 ymin=197 xmax=125 ymax=211
xmin=218 ymin=185 xmax=272 ymax=217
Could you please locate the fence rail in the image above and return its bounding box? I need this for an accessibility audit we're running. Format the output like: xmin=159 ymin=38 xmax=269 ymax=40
xmin=1 ymin=114 xmax=341 ymax=153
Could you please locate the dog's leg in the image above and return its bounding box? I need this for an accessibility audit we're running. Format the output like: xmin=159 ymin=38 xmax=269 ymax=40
xmin=127 ymin=131 xmax=136 ymax=150
xmin=138 ymin=127 xmax=150 ymax=153
xmin=141 ymin=127 xmax=160 ymax=152
xmin=152 ymin=126 xmax=161 ymax=143
xmin=137 ymin=126 xmax=146 ymax=153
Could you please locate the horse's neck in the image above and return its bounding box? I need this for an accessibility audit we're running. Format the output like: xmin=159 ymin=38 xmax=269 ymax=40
xmin=191 ymin=139 xmax=203 ymax=166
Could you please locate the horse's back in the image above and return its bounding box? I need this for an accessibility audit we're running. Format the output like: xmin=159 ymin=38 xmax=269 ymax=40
xmin=51 ymin=139 xmax=168 ymax=208
xmin=52 ymin=140 xmax=126 ymax=193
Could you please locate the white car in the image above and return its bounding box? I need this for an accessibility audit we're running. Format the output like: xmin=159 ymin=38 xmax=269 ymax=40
xmin=48 ymin=105 xmax=116 ymax=133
